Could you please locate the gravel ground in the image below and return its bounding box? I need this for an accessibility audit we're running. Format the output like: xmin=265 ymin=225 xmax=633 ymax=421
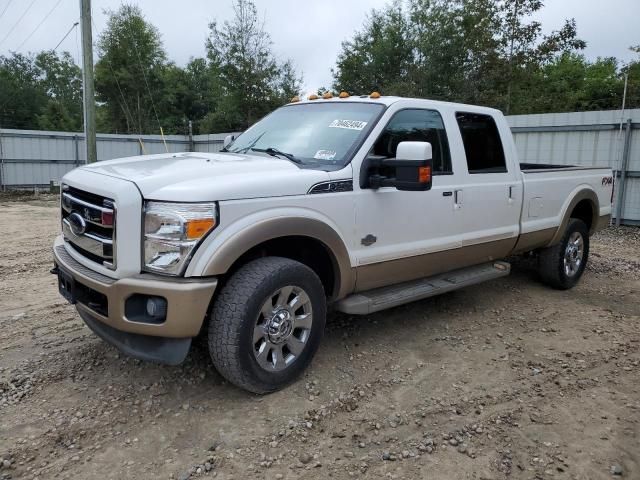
xmin=0 ymin=195 xmax=638 ymax=480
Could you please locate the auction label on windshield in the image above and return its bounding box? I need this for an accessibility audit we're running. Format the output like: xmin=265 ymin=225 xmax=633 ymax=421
xmin=314 ymin=149 xmax=337 ymax=160
xmin=329 ymin=119 xmax=368 ymax=131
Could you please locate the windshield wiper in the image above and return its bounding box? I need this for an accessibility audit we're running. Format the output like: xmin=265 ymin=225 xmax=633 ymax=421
xmin=231 ymin=132 xmax=265 ymax=154
xmin=251 ymin=147 xmax=302 ymax=164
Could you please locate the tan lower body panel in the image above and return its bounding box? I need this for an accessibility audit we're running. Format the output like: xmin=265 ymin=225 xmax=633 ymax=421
xmin=511 ymin=227 xmax=557 ymax=254
xmin=355 ymin=238 xmax=516 ymax=292
xmin=53 ymin=237 xmax=217 ymax=338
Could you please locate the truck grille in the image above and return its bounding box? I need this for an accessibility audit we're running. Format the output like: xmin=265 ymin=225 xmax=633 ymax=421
xmin=61 ymin=185 xmax=116 ymax=269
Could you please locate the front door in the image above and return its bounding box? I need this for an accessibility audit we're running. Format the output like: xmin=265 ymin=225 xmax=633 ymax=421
xmin=352 ymin=107 xmax=463 ymax=291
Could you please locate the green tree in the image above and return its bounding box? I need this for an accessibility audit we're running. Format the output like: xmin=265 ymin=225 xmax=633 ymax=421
xmin=202 ymin=0 xmax=302 ymax=131
xmin=0 ymin=53 xmax=47 ymax=129
xmin=35 ymin=51 xmax=83 ymax=131
xmin=333 ymin=0 xmax=588 ymax=114
xmin=95 ymin=4 xmax=167 ymax=134
xmin=622 ymin=46 xmax=640 ymax=110
xmin=333 ymin=2 xmax=413 ymax=96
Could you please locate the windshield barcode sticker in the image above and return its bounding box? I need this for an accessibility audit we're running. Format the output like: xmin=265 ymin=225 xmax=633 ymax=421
xmin=314 ymin=150 xmax=337 ymax=160
xmin=329 ymin=119 xmax=368 ymax=131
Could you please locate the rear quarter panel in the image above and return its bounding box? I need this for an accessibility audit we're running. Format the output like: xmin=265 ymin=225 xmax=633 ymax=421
xmin=520 ymin=168 xmax=613 ymax=236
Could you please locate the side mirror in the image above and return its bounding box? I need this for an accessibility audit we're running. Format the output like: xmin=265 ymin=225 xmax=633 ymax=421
xmin=223 ymin=134 xmax=235 ymax=149
xmin=368 ymin=141 xmax=433 ymax=191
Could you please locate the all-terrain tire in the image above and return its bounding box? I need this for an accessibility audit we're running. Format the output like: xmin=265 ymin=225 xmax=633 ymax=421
xmin=208 ymin=257 xmax=326 ymax=394
xmin=538 ymin=218 xmax=590 ymax=290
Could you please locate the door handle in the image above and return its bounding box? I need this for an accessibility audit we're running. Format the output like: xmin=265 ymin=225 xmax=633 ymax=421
xmin=508 ymin=185 xmax=515 ymax=204
xmin=454 ymin=189 xmax=463 ymax=209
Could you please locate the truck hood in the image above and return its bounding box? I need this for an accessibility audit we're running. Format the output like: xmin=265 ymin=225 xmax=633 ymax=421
xmin=79 ymin=152 xmax=331 ymax=201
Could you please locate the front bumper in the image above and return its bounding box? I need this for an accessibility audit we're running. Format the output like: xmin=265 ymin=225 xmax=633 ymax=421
xmin=53 ymin=236 xmax=217 ymax=364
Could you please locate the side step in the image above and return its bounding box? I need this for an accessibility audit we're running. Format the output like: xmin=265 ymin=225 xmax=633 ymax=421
xmin=335 ymin=261 xmax=510 ymax=315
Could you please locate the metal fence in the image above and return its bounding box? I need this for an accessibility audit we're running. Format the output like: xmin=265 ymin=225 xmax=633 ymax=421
xmin=0 ymin=129 xmax=239 ymax=188
xmin=1 ymin=108 xmax=639 ymax=224
xmin=507 ymin=109 xmax=640 ymax=225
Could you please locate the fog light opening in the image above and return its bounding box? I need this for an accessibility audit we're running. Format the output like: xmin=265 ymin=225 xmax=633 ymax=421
xmin=146 ymin=297 xmax=167 ymax=318
xmin=125 ymin=294 xmax=168 ymax=325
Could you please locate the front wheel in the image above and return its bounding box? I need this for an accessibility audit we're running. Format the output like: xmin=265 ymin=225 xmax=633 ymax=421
xmin=208 ymin=257 xmax=326 ymax=393
xmin=538 ymin=218 xmax=590 ymax=290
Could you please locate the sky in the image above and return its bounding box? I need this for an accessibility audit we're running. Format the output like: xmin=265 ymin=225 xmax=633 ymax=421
xmin=0 ymin=0 xmax=638 ymax=94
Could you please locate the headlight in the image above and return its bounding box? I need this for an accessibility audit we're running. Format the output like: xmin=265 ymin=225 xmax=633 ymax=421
xmin=143 ymin=201 xmax=218 ymax=275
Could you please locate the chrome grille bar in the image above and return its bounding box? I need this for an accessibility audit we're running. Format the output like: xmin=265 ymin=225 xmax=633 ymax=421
xmin=61 ymin=185 xmax=116 ymax=269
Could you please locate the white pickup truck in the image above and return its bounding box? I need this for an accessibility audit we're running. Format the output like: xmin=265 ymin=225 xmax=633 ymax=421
xmin=53 ymin=94 xmax=613 ymax=393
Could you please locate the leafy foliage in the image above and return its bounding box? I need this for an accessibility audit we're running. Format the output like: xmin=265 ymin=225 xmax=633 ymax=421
xmin=1 ymin=0 xmax=637 ymax=134
xmin=0 ymin=51 xmax=81 ymax=130
xmin=95 ymin=4 xmax=167 ymax=134
xmin=201 ymin=0 xmax=302 ymax=131
xmin=333 ymin=0 xmax=637 ymax=114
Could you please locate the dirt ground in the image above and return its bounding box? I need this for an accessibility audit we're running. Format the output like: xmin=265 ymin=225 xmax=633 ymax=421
xmin=0 ymin=194 xmax=638 ymax=480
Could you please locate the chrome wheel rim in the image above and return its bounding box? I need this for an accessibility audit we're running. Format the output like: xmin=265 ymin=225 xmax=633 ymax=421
xmin=564 ymin=231 xmax=584 ymax=277
xmin=253 ymin=286 xmax=313 ymax=372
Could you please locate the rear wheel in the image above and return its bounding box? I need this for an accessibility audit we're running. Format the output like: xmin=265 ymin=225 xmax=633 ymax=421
xmin=208 ymin=257 xmax=326 ymax=393
xmin=538 ymin=218 xmax=589 ymax=290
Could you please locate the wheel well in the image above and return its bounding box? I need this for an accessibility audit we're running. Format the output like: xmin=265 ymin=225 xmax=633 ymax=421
xmin=570 ymin=199 xmax=594 ymax=230
xmin=224 ymin=236 xmax=338 ymax=299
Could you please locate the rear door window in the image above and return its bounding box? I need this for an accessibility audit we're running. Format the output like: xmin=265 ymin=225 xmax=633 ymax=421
xmin=456 ymin=112 xmax=507 ymax=174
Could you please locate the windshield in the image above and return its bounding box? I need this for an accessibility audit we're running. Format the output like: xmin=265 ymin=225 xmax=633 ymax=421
xmin=227 ymin=102 xmax=385 ymax=169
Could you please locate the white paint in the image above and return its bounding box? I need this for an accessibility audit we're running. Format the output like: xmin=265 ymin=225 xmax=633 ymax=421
xmin=58 ymin=96 xmax=614 ymax=284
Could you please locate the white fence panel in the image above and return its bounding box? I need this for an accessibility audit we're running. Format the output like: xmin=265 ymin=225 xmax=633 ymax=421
xmin=1 ymin=110 xmax=638 ymax=224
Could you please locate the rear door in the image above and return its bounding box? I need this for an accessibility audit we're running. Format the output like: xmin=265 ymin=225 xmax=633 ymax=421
xmin=451 ymin=111 xmax=522 ymax=256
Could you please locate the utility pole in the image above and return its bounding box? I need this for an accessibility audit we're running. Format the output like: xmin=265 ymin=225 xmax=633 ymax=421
xmin=80 ymin=0 xmax=97 ymax=164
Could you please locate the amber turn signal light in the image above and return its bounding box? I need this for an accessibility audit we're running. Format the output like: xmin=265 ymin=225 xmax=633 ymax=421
xmin=185 ymin=218 xmax=216 ymax=240
xmin=418 ymin=166 xmax=432 ymax=183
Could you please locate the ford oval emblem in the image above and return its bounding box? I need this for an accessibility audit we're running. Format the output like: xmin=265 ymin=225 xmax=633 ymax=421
xmin=68 ymin=212 xmax=87 ymax=236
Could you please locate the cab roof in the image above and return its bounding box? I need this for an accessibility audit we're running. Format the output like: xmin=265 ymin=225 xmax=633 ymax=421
xmin=287 ymin=95 xmax=503 ymax=116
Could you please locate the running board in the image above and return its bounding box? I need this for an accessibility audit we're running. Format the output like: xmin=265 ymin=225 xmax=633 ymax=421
xmin=335 ymin=261 xmax=511 ymax=315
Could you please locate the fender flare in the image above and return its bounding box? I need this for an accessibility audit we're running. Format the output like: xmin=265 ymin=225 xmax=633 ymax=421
xmin=200 ymin=217 xmax=355 ymax=300
xmin=549 ymin=188 xmax=599 ymax=246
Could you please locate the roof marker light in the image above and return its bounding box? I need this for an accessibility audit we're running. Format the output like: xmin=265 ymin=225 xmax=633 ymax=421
xmin=290 ymin=95 xmax=300 ymax=103
xmin=322 ymin=92 xmax=333 ymax=99
xmin=339 ymin=91 xmax=349 ymax=98
xmin=308 ymin=94 xmax=319 ymax=100
xmin=370 ymin=91 xmax=381 ymax=99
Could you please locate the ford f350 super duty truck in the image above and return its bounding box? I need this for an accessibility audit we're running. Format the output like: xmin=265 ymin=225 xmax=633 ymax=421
xmin=52 ymin=94 xmax=613 ymax=393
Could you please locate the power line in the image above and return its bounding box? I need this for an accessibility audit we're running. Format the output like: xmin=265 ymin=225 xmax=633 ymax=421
xmin=16 ymin=0 xmax=65 ymax=51
xmin=0 ymin=0 xmax=15 ymax=21
xmin=0 ymin=0 xmax=38 ymax=49
xmin=54 ymin=21 xmax=79 ymax=51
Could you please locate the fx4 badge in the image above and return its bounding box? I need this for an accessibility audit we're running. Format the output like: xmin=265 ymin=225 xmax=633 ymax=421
xmin=602 ymin=176 xmax=613 ymax=186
